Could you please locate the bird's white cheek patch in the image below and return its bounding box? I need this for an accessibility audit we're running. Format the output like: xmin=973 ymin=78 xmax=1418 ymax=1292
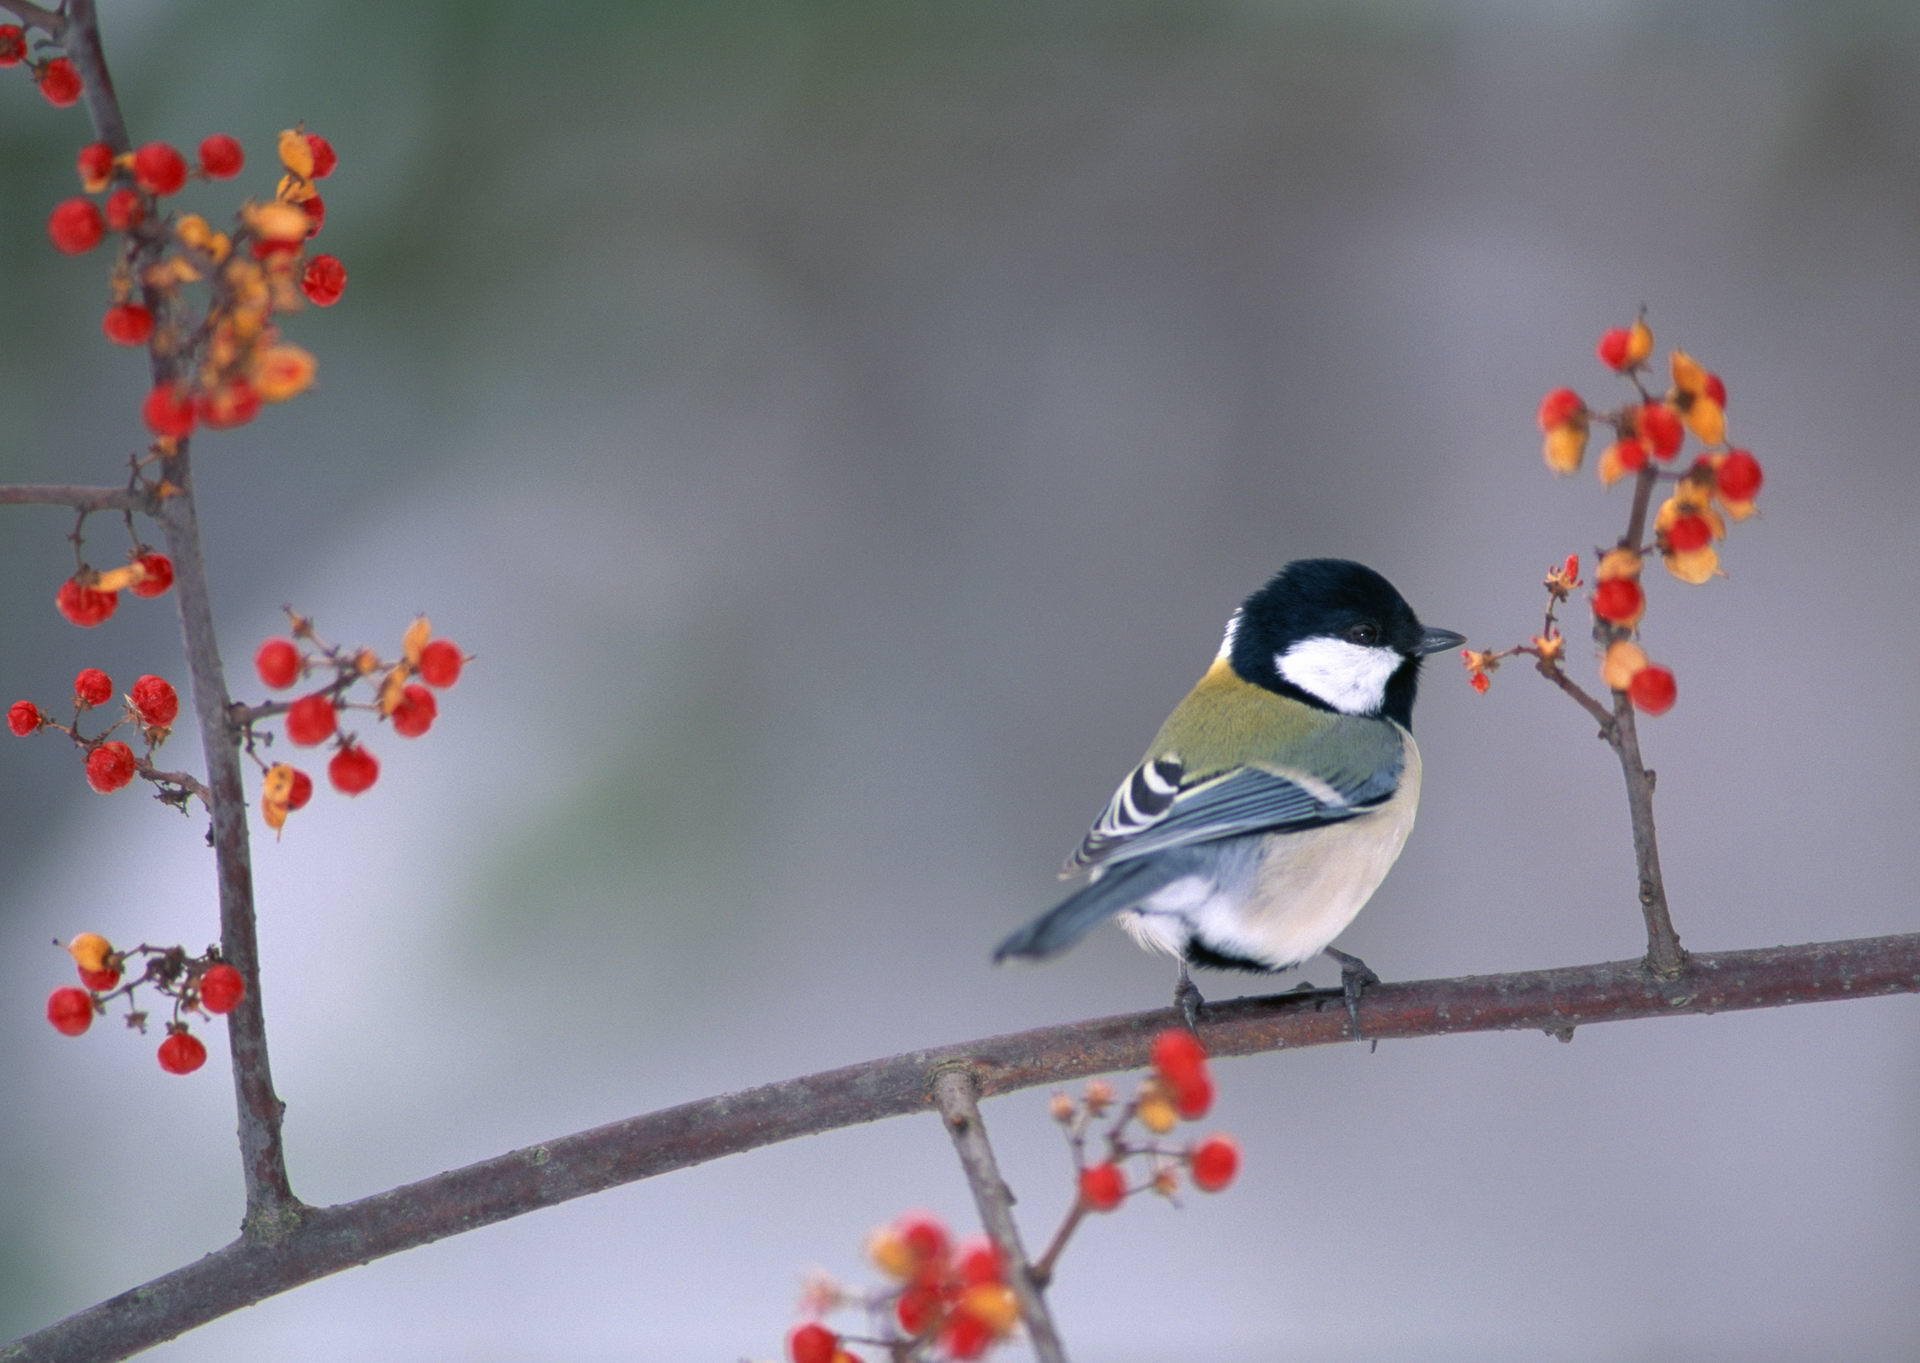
xmin=1276 ymin=637 xmax=1402 ymax=715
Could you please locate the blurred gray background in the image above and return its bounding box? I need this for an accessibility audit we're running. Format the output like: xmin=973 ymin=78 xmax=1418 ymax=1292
xmin=3 ymin=1 xmax=1918 ymax=1359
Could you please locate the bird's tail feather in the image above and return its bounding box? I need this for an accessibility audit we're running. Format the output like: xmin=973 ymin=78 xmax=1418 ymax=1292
xmin=993 ymin=856 xmax=1193 ymax=962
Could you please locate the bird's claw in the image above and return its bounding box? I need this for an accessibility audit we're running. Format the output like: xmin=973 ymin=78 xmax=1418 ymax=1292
xmin=1324 ymin=947 xmax=1380 ymax=1038
xmin=1173 ymin=964 xmax=1205 ymax=1032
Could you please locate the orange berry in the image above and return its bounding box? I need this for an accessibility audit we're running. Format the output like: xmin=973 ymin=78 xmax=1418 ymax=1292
xmin=66 ymin=933 xmax=114 ymax=972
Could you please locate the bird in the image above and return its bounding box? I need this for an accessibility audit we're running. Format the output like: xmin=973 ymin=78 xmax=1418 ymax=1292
xmin=993 ymin=558 xmax=1463 ymax=1030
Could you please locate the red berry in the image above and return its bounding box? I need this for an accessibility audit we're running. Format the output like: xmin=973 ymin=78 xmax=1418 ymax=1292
xmin=328 ymin=742 xmax=379 ymax=795
xmin=132 ymin=141 xmax=188 ymax=196
xmin=284 ymin=693 xmax=337 ymax=745
xmin=895 ymin=1278 xmax=943 ymax=1334
xmin=1079 ymin=1162 xmax=1126 ymax=1212
xmin=1595 ymin=327 xmax=1633 ymax=371
xmin=102 ymin=302 xmax=155 ymax=346
xmin=1665 ymin=514 xmax=1712 ymax=553
xmin=255 ymin=638 xmax=302 ymax=689
xmin=1173 ymin=1071 xmax=1215 ymax=1120
xmin=142 ymin=382 xmax=197 ymax=438
xmin=1614 ymin=437 xmax=1649 ymax=473
xmin=390 ymin=683 xmax=437 ymax=738
xmin=1717 ymin=449 xmax=1763 ymax=502
xmin=1592 ymin=578 xmax=1644 ymax=626
xmin=37 ymin=57 xmax=82 ymax=106
xmin=1629 ymin=665 xmax=1677 ymax=716
xmin=198 ymin=962 xmax=245 ymax=1014
xmin=85 ymin=740 xmax=137 ymax=793
xmin=131 ymin=552 xmax=174 ymax=598
xmin=78 ymin=964 xmax=120 ymax=991
xmin=1704 ymin=372 xmax=1728 ymax=409
xmin=301 ymin=192 xmax=325 ymax=236
xmin=0 ymin=25 xmax=23 ymax=66
xmin=954 ymin=1239 xmax=1003 ymax=1287
xmin=198 ymin=133 xmax=244 ymax=179
xmin=1190 ymin=1135 xmax=1241 ymax=1192
xmin=76 ymin=140 xmax=114 ymax=190
xmin=47 ymin=197 xmax=104 ymax=254
xmin=1536 ymin=387 xmax=1583 ymax=432
xmin=8 ymin=700 xmax=40 ymax=736
xmin=47 ymin=987 xmax=93 ymax=1036
xmin=197 ymin=379 xmax=262 ymax=430
xmin=1637 ymin=402 xmax=1684 ymax=459
xmin=418 ymin=638 xmax=464 ymax=687
xmin=1151 ymin=1028 xmax=1208 ymax=1088
xmin=941 ymin=1311 xmax=993 ymax=1360
xmin=74 ymin=668 xmax=112 ymax=707
xmin=305 ymin=132 xmax=337 ymax=178
xmin=897 ymin=1214 xmax=950 ymax=1266
xmin=301 ymin=253 xmax=347 ymax=307
xmin=129 ymin=674 xmax=179 ymax=728
xmin=104 ymin=188 xmax=144 ymax=234
xmin=286 ymin=767 xmax=314 ymax=810
xmin=56 ymin=577 xmax=118 ymax=628
xmin=787 ymin=1323 xmax=838 ymax=1363
xmin=157 ymin=1029 xmax=208 ymax=1075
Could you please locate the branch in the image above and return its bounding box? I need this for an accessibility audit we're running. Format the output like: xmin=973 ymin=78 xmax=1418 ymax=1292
xmin=0 ymin=483 xmax=143 ymax=513
xmin=0 ymin=0 xmax=64 ymax=38
xmin=9 ymin=930 xmax=1919 ymax=1362
xmin=931 ymin=1067 xmax=1069 ymax=1363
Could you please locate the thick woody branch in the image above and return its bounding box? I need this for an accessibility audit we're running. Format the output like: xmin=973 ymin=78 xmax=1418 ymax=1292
xmin=8 ymin=930 xmax=1919 ymax=1363
xmin=931 ymin=1068 xmax=1068 ymax=1363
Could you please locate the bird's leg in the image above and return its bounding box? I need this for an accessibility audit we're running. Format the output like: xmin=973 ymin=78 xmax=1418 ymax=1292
xmin=1323 ymin=947 xmax=1380 ymax=1037
xmin=1173 ymin=960 xmax=1205 ymax=1032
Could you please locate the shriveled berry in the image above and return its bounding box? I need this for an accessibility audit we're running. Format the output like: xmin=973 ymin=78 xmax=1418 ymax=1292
xmin=129 ymin=674 xmax=179 ymax=727
xmin=418 ymin=638 xmax=463 ymax=687
xmin=76 ymin=140 xmax=114 ymax=190
xmin=1637 ymin=402 xmax=1684 ymax=459
xmin=284 ymin=693 xmax=337 ymax=745
xmin=328 ymin=742 xmax=379 ymax=795
xmin=301 ymin=253 xmax=347 ymax=306
xmin=103 ymin=186 xmax=144 ymax=232
xmin=1079 ymin=1162 xmax=1126 ymax=1212
xmin=1191 ymin=1134 xmax=1241 ymax=1192
xmin=142 ymin=382 xmax=197 ymax=438
xmin=1592 ymin=578 xmax=1644 ymax=626
xmin=102 ymin=302 xmax=155 ymax=346
xmin=198 ymin=133 xmax=244 ymax=178
xmin=157 ymin=1029 xmax=208 ymax=1075
xmin=131 ymin=552 xmax=174 ymax=598
xmin=306 ymin=132 xmax=337 ymax=178
xmin=85 ymin=740 xmax=138 ymax=793
xmin=0 ymin=25 xmax=23 ymax=66
xmin=255 ymin=638 xmax=302 ymax=689
xmin=133 ymin=142 xmax=188 ymax=195
xmin=198 ymin=962 xmax=245 ymax=1014
xmin=1536 ymin=387 xmax=1583 ymax=431
xmin=1717 ymin=449 xmax=1763 ymax=502
xmin=37 ymin=57 xmax=82 ymax=106
xmin=287 ymin=767 xmax=314 ymax=810
xmin=390 ymin=683 xmax=437 ymax=738
xmin=47 ymin=987 xmax=93 ymax=1036
xmin=74 ymin=667 xmax=113 ymax=706
xmin=1629 ymin=665 xmax=1677 ymax=716
xmin=8 ymin=700 xmax=41 ymax=736
xmin=787 ymin=1323 xmax=838 ymax=1363
xmin=56 ymin=578 xmax=118 ymax=628
xmin=47 ymin=197 xmax=104 ymax=254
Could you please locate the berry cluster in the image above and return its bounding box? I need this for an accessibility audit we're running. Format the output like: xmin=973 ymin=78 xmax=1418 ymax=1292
xmin=54 ymin=546 xmax=173 ymax=629
xmin=1466 ymin=315 xmax=1766 ymax=712
xmin=9 ymin=662 xmax=199 ymax=809
xmin=0 ymin=21 xmax=82 ymax=106
xmin=43 ymin=120 xmax=342 ymax=447
xmin=781 ymin=1032 xmax=1240 ymax=1362
xmin=44 ymin=932 xmax=244 ymax=1076
xmin=242 ymin=613 xmax=466 ymax=831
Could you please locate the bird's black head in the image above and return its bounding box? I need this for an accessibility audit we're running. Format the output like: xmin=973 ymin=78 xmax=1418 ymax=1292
xmin=1224 ymin=558 xmax=1464 ymax=727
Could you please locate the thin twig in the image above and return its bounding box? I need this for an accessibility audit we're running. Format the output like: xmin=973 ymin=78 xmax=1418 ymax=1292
xmin=0 ymin=483 xmax=144 ymax=513
xmin=7 ymin=930 xmax=1918 ymax=1363
xmin=930 ymin=1067 xmax=1070 ymax=1363
xmin=0 ymin=0 xmax=64 ymax=37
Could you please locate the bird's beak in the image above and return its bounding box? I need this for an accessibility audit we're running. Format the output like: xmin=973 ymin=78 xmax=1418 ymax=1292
xmin=1414 ymin=625 xmax=1468 ymax=656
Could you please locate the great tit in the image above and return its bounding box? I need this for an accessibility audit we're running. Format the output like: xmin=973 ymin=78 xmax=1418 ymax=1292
xmin=994 ymin=559 xmax=1463 ymax=1026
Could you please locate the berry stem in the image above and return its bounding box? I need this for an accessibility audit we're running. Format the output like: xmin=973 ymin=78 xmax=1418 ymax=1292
xmin=930 ymin=1066 xmax=1069 ymax=1363
xmin=0 ymin=0 xmax=65 ymax=38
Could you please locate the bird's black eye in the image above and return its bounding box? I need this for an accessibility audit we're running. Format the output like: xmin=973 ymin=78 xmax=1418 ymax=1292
xmin=1346 ymin=622 xmax=1380 ymax=646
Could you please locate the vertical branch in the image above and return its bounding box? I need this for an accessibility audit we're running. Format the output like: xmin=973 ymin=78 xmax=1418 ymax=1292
xmin=58 ymin=0 xmax=300 ymax=1231
xmin=930 ymin=1067 xmax=1069 ymax=1363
